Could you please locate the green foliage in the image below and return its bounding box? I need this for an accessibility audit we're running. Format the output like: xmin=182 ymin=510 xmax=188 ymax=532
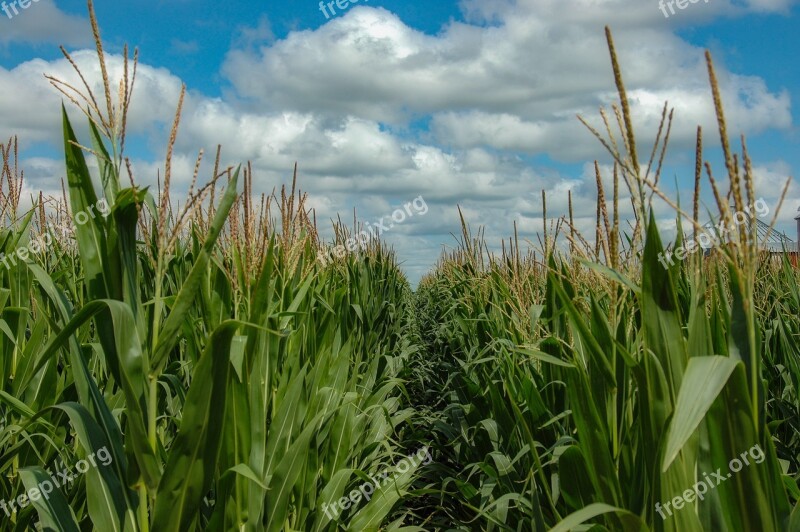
xmin=0 ymin=73 xmax=424 ymax=532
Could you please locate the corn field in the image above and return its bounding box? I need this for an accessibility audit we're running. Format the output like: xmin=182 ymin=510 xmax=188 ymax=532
xmin=0 ymin=6 xmax=799 ymax=532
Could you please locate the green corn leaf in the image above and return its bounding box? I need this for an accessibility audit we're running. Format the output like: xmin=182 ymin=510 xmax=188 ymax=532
xmin=47 ymin=402 xmax=138 ymax=531
xmin=578 ymin=259 xmax=641 ymax=294
xmin=550 ymin=503 xmax=647 ymax=532
xmin=346 ymin=452 xmax=427 ymax=532
xmin=61 ymin=105 xmax=109 ymax=300
xmin=150 ymin=167 xmax=240 ymax=375
xmin=19 ymin=467 xmax=81 ymax=532
xmin=23 ymin=264 xmax=138 ymax=492
xmin=151 ymin=320 xmax=239 ymax=531
xmin=265 ymin=412 xmax=325 ymax=532
xmin=87 ymin=117 xmax=119 ymax=202
xmin=559 ymin=446 xmax=597 ymax=511
xmin=662 ymin=356 xmax=740 ymax=472
xmin=23 ymin=296 xmax=160 ymax=490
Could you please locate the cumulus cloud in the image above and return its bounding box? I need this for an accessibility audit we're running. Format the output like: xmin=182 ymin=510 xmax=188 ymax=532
xmin=0 ymin=50 xmax=184 ymax=145
xmin=220 ymin=2 xmax=791 ymax=162
xmin=0 ymin=0 xmax=90 ymax=46
xmin=748 ymin=162 xmax=798 ymax=223
xmin=0 ymin=0 xmax=796 ymax=282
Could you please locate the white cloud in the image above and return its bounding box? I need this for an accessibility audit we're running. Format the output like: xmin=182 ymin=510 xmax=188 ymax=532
xmin=0 ymin=0 xmax=796 ymax=282
xmin=0 ymin=0 xmax=90 ymax=46
xmin=740 ymin=0 xmax=797 ymax=13
xmin=220 ymin=2 xmax=791 ymax=162
xmin=0 ymin=50 xmax=184 ymax=145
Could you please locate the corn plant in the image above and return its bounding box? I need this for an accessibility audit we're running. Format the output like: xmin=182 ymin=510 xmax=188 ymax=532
xmin=412 ymin=26 xmax=799 ymax=532
xmin=0 ymin=3 xmax=427 ymax=531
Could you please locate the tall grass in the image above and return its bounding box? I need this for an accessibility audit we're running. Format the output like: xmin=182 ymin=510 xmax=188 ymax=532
xmin=0 ymin=4 xmax=426 ymax=531
xmin=413 ymin=26 xmax=799 ymax=532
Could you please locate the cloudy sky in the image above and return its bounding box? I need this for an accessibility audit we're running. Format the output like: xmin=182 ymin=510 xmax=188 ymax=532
xmin=1 ymin=0 xmax=798 ymax=284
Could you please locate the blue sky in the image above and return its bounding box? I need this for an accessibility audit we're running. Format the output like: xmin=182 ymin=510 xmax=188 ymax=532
xmin=0 ymin=0 xmax=798 ymax=284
